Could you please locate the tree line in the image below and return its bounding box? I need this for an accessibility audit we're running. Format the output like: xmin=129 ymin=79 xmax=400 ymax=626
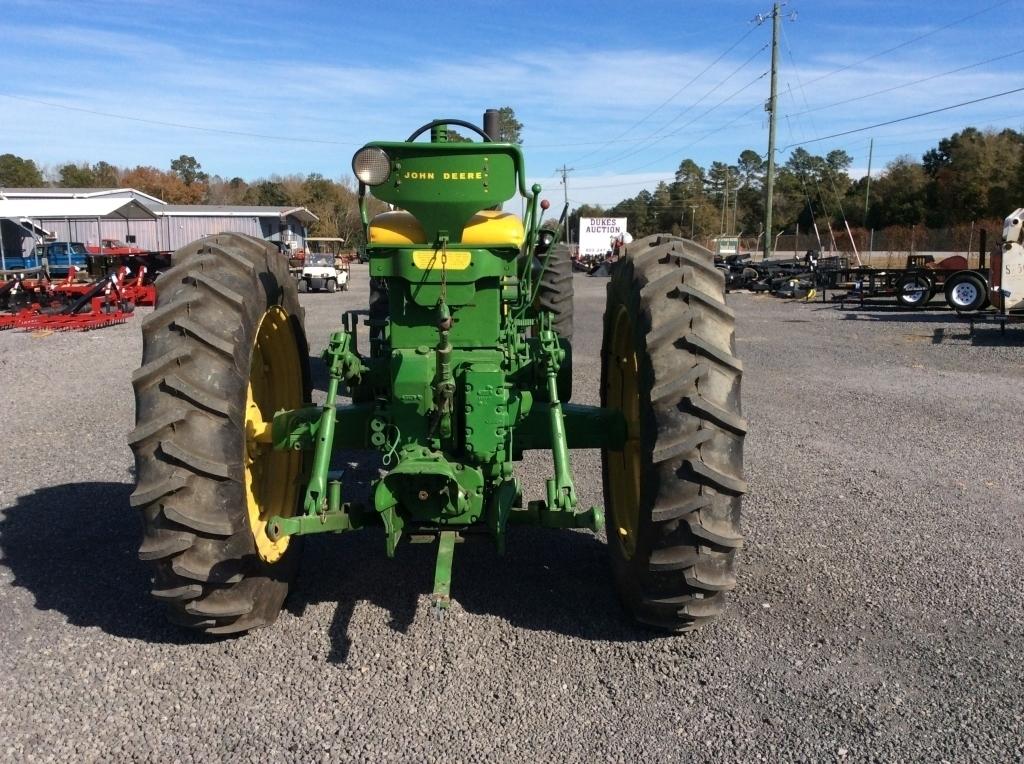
xmin=3 ymin=122 xmax=1018 ymax=251
xmin=569 ymin=126 xmax=1024 ymax=249
xmin=0 ymin=108 xmax=528 ymax=249
xmin=0 ymin=152 xmax=377 ymax=246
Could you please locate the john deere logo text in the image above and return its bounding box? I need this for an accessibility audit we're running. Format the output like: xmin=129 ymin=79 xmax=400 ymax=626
xmin=402 ymin=171 xmax=484 ymax=181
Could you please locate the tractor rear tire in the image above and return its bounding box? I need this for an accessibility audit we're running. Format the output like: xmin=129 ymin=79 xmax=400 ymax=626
xmin=129 ymin=233 xmax=310 ymax=634
xmin=600 ymin=235 xmax=746 ymax=632
xmin=536 ymin=243 xmax=574 ymax=340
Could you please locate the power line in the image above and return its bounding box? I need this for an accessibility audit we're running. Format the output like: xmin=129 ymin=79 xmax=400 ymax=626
xmin=0 ymin=92 xmax=362 ymax=146
xmin=798 ymin=0 xmax=1012 ymax=89
xmin=576 ymin=40 xmax=769 ymax=171
xmin=556 ymin=165 xmax=575 ymax=243
xmin=567 ymin=21 xmax=762 ymax=165
xmin=780 ymin=86 xmax=1024 ymax=150
xmin=783 ymin=47 xmax=1024 ymax=120
xmin=565 ymin=97 xmax=768 ymax=193
xmin=620 ymin=75 xmax=768 ymax=174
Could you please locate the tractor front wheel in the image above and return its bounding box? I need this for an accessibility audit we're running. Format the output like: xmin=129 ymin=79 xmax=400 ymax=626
xmin=536 ymin=243 xmax=574 ymax=340
xmin=129 ymin=233 xmax=310 ymax=634
xmin=600 ymin=235 xmax=746 ymax=632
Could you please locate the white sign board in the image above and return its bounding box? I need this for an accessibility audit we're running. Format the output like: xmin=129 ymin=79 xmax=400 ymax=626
xmin=578 ymin=217 xmax=628 ymax=258
xmin=715 ymin=237 xmax=739 ymax=256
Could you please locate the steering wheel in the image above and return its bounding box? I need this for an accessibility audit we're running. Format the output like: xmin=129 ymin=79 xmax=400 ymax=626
xmin=405 ymin=119 xmax=493 ymax=142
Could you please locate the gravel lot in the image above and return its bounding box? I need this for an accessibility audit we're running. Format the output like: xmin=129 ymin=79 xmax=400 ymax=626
xmin=1 ymin=264 xmax=1023 ymax=761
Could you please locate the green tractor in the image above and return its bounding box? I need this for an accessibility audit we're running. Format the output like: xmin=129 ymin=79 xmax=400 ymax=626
xmin=129 ymin=110 xmax=746 ymax=634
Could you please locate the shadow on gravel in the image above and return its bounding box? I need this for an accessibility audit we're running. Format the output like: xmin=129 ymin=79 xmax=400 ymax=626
xmin=0 ymin=482 xmax=204 ymax=645
xmin=289 ymin=459 xmax=656 ymax=663
xmin=837 ymin=309 xmax=958 ymax=323
xmin=290 ymin=526 xmax=655 ymax=664
xmin=308 ymin=353 xmax=328 ymax=393
xmin=826 ymin=298 xmax=956 ymax=314
xmin=1 ymin=482 xmax=660 ymax=657
xmin=835 ymin=309 xmax=1024 ymax=345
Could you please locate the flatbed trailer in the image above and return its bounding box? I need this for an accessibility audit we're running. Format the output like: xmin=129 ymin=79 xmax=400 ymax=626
xmin=815 ymin=236 xmax=993 ymax=311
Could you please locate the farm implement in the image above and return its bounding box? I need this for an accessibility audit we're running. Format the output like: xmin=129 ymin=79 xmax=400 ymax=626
xmin=0 ymin=266 xmax=151 ymax=332
xmin=129 ymin=111 xmax=747 ymax=635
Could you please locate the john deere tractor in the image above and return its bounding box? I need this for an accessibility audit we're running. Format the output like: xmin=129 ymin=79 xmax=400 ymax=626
xmin=129 ymin=110 xmax=746 ymax=634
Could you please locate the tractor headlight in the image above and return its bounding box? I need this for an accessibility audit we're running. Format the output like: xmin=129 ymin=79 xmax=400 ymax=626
xmin=352 ymin=147 xmax=391 ymax=186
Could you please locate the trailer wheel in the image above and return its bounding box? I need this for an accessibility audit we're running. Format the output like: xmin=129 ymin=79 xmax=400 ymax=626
xmin=600 ymin=235 xmax=746 ymax=632
xmin=895 ymin=273 xmax=932 ymax=308
xmin=944 ymin=272 xmax=987 ymax=311
xmin=536 ymin=243 xmax=574 ymax=340
xmin=130 ymin=233 xmax=310 ymax=634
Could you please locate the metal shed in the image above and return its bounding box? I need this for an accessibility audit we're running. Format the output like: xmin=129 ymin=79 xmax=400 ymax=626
xmin=0 ymin=187 xmax=167 ymax=206
xmin=0 ymin=197 xmax=156 ymax=269
xmin=0 ymin=188 xmax=318 ymax=259
xmin=150 ymin=205 xmax=318 ymax=254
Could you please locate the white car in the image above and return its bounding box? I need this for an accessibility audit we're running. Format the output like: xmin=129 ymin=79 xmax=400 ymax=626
xmin=297 ymin=253 xmax=348 ymax=293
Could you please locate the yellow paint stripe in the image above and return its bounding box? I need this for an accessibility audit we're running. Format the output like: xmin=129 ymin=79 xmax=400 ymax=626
xmin=412 ymin=250 xmax=472 ymax=270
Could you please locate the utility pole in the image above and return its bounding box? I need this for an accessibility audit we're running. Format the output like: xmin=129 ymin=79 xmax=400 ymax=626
xmin=690 ymin=205 xmax=698 ymax=239
xmin=863 ymin=137 xmax=874 ymax=225
xmin=721 ymin=168 xmax=730 ymax=234
xmin=557 ymin=164 xmax=574 ymax=247
xmin=763 ymin=2 xmax=780 ymax=260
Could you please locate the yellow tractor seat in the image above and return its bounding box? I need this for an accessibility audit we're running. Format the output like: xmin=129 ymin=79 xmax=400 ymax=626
xmin=369 ymin=209 xmax=524 ymax=247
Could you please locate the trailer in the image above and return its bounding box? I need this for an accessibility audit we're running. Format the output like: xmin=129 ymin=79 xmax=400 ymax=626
xmin=815 ymin=237 xmax=993 ymax=312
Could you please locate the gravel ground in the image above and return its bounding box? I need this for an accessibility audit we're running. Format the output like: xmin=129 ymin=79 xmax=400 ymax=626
xmin=1 ymin=264 xmax=1023 ymax=762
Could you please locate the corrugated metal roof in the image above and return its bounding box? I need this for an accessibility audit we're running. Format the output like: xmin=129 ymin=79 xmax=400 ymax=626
xmin=0 ymin=187 xmax=167 ymax=205
xmin=0 ymin=197 xmax=157 ymax=220
xmin=154 ymin=205 xmax=319 ymax=223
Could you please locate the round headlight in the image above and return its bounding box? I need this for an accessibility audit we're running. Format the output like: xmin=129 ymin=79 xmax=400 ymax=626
xmin=352 ymin=147 xmax=391 ymax=186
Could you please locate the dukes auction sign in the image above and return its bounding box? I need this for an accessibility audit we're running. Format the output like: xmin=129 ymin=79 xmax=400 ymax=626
xmin=578 ymin=217 xmax=628 ymax=258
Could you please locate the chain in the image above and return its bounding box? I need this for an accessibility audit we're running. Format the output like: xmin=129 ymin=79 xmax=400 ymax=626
xmin=381 ymin=424 xmax=401 ymax=467
xmin=439 ymin=239 xmax=448 ymax=307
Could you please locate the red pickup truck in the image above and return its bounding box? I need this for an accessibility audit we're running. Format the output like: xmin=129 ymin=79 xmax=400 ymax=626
xmin=86 ymin=238 xmax=146 ymax=256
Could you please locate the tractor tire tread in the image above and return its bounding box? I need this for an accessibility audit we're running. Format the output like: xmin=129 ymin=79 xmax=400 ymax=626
xmin=158 ymin=439 xmax=233 ymax=480
xmin=162 ymin=374 xmax=233 ymax=417
xmin=129 ymin=473 xmax=189 ymax=508
xmin=186 ymin=271 xmax=246 ymax=307
xmin=601 ymin=233 xmax=745 ymax=632
xmin=131 ymin=346 xmax=192 ymax=389
xmin=138 ymin=528 xmax=194 ymax=561
xmin=536 ymin=244 xmax=574 ymax=340
xmin=171 ymin=316 xmax=236 ymax=358
xmin=131 ymin=233 xmax=308 ymax=635
xmin=150 ymin=583 xmax=203 ymax=602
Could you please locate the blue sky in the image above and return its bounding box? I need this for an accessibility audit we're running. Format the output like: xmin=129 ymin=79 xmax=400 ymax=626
xmin=2 ymin=0 xmax=1022 ymax=206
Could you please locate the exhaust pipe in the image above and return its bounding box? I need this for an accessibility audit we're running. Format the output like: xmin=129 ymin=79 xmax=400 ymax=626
xmin=483 ymin=109 xmax=500 ymax=142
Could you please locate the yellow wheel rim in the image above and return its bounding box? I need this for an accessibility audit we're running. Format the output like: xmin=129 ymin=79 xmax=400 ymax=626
xmin=244 ymin=306 xmax=304 ymax=563
xmin=607 ymin=305 xmax=642 ymax=559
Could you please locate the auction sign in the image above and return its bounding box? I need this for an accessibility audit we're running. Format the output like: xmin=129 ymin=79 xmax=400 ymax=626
xmin=578 ymin=217 xmax=628 ymax=258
